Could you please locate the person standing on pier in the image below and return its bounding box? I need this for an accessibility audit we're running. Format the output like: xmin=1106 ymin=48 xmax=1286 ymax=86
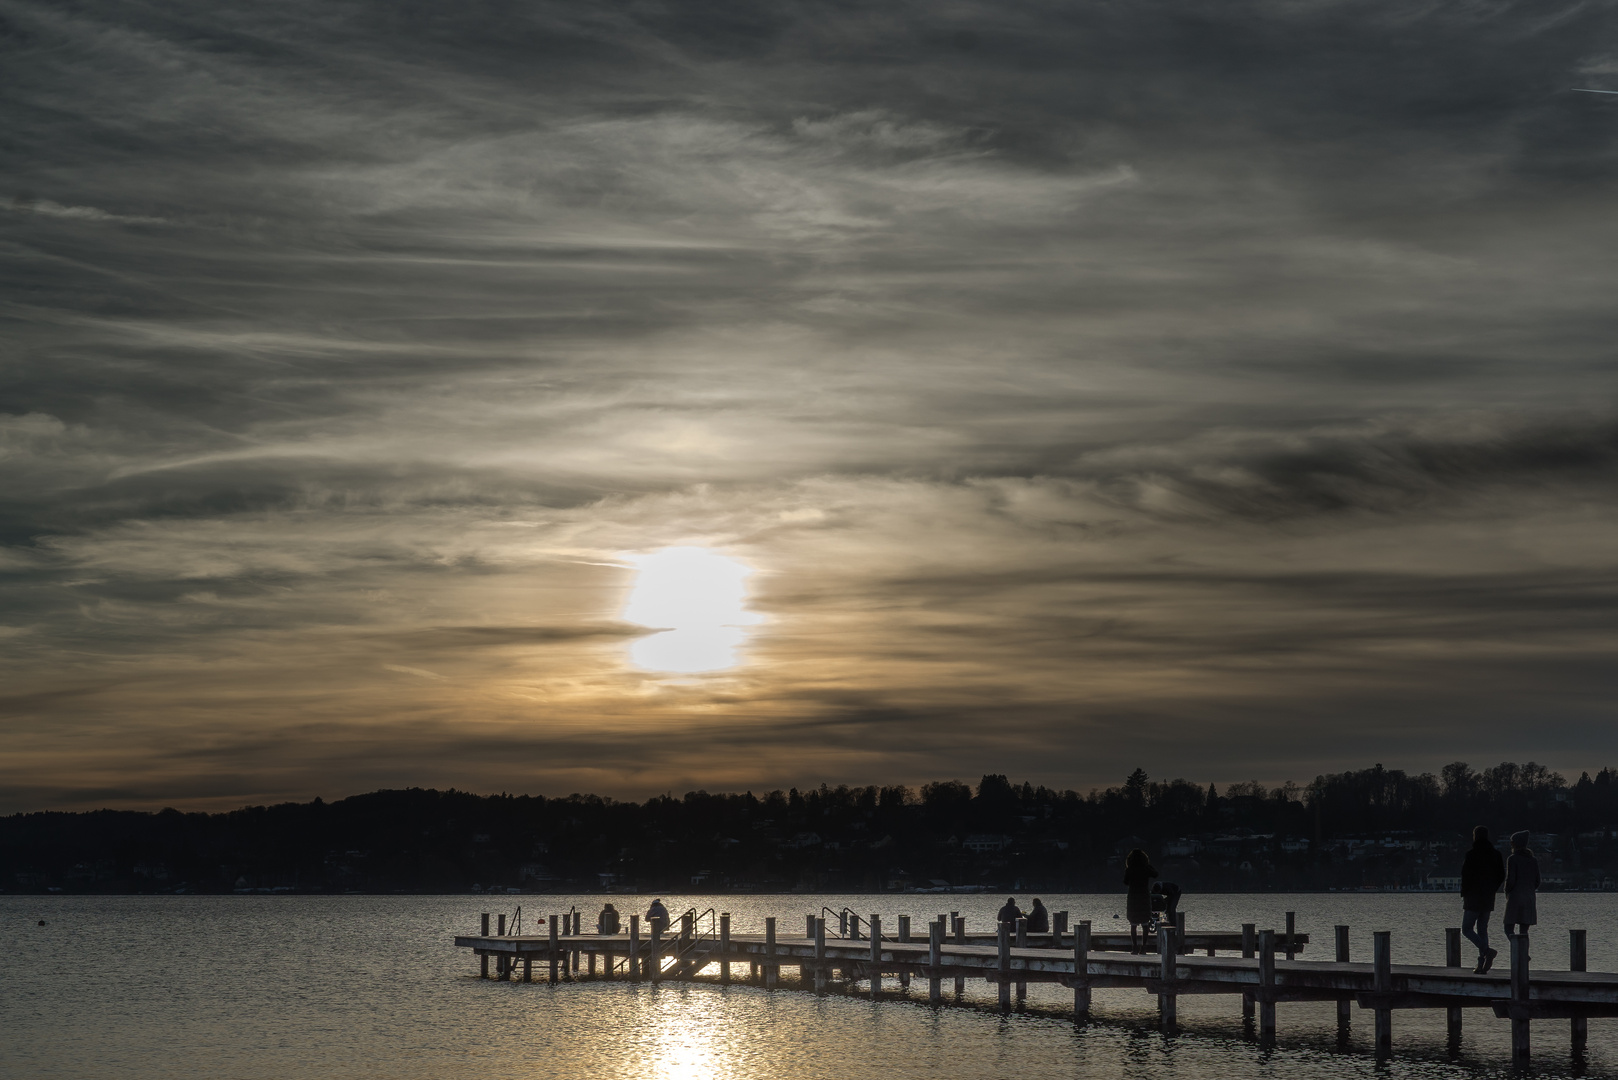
xmin=1123 ymin=849 xmax=1159 ymax=954
xmin=1460 ymin=826 xmax=1506 ymax=973
xmin=1026 ymin=898 xmax=1049 ymax=934
xmin=1503 ymin=831 xmax=1540 ymax=940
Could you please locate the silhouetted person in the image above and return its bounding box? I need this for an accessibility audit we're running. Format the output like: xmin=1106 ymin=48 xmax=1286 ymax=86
xmin=646 ymin=898 xmax=671 ymax=933
xmin=1504 ymin=831 xmax=1540 ymax=940
xmin=598 ymin=902 xmax=620 ymax=935
xmin=1461 ymin=826 xmax=1505 ymax=973
xmin=1123 ymin=848 xmax=1159 ymax=953
xmin=1026 ymin=897 xmax=1049 ymax=934
xmin=996 ymin=896 xmax=1024 ymax=928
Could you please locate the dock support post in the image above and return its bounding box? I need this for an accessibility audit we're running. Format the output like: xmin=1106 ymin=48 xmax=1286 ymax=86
xmin=1445 ymin=927 xmax=1462 ymax=1044
xmin=840 ymin=910 xmax=849 ymax=938
xmin=1337 ymin=925 xmax=1353 ymax=1038
xmin=815 ymin=919 xmax=828 ymax=1003
xmin=1176 ymin=910 xmax=1187 ymax=956
xmin=679 ymin=912 xmax=693 ymax=979
xmin=1158 ymin=925 xmax=1176 ymax=1029
xmin=1510 ymin=931 xmax=1530 ymax=1064
xmin=522 ymin=956 xmax=532 ymax=983
xmin=1054 ymin=910 xmax=1068 ymax=948
xmin=1284 ymin=911 xmax=1296 ymax=962
xmin=650 ymin=920 xmax=663 ymax=984
xmin=497 ymin=913 xmax=508 ymax=980
xmin=953 ymin=915 xmax=966 ymax=997
xmin=480 ymin=914 xmax=490 ymax=978
xmin=628 ymin=915 xmax=640 ymax=981
xmin=1241 ymin=923 xmax=1255 ymax=1022
xmin=1015 ymin=916 xmax=1027 ymax=1002
xmin=1372 ymin=930 xmax=1392 ymax=1057
xmin=549 ymin=914 xmax=560 ymax=985
xmin=1258 ymin=929 xmax=1277 ymax=1042
xmin=1571 ymin=929 xmax=1588 ymax=1053
xmin=928 ymin=919 xmax=942 ymax=1004
xmin=572 ymin=911 xmax=582 ymax=974
xmin=720 ymin=913 xmax=731 ymax=985
xmin=765 ymin=917 xmax=778 ymax=990
xmin=898 ymin=916 xmax=912 ymax=990
xmin=868 ymin=914 xmax=881 ymax=996
xmin=997 ymin=920 xmax=1011 ymax=1011
xmin=1073 ymin=921 xmax=1091 ymax=1021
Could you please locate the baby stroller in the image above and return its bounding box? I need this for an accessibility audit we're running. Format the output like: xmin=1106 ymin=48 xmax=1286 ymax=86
xmin=1146 ymin=882 xmax=1182 ymax=935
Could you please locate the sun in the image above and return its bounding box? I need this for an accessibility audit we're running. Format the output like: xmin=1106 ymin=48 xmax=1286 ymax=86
xmin=622 ymin=547 xmax=758 ymax=673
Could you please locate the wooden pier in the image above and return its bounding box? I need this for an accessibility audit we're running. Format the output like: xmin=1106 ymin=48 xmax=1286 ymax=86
xmin=455 ymin=908 xmax=1610 ymax=1066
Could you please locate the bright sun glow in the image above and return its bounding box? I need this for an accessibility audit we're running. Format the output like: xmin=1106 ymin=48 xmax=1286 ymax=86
xmin=623 ymin=547 xmax=757 ymax=673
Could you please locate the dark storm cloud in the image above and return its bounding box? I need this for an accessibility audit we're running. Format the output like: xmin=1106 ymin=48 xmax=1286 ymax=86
xmin=4 ymin=0 xmax=1618 ymax=809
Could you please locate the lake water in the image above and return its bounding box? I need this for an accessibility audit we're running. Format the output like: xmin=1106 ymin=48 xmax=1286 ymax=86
xmin=4 ymin=893 xmax=1617 ymax=1079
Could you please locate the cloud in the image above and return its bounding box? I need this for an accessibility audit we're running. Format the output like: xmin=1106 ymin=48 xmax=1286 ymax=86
xmin=3 ymin=0 xmax=1618 ymax=809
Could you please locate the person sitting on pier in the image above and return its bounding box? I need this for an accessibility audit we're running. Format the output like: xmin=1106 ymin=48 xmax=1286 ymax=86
xmin=1461 ymin=826 xmax=1505 ymax=973
xmin=1123 ymin=848 xmax=1159 ymax=953
xmin=1026 ymin=897 xmax=1049 ymax=934
xmin=598 ymin=902 xmax=620 ymax=935
xmin=645 ymin=898 xmax=671 ymax=933
xmin=1503 ymin=831 xmax=1540 ymax=942
xmin=996 ymin=896 xmax=1024 ymax=928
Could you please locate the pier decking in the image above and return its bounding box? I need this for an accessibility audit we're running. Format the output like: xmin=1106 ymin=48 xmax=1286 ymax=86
xmin=454 ymin=907 xmax=1608 ymax=1066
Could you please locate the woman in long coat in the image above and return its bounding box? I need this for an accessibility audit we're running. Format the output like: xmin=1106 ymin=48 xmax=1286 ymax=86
xmin=1503 ymin=830 xmax=1540 ymax=938
xmin=1123 ymin=849 xmax=1159 ymax=954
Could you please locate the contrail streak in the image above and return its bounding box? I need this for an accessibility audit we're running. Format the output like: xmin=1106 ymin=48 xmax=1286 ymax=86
xmin=1571 ymin=88 xmax=1618 ymax=95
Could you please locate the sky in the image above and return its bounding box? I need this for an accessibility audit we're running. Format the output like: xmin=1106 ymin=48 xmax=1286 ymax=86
xmin=4 ymin=0 xmax=1618 ymax=813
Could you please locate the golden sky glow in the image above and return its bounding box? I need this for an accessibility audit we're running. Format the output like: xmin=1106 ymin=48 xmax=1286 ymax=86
xmin=4 ymin=0 xmax=1618 ymax=811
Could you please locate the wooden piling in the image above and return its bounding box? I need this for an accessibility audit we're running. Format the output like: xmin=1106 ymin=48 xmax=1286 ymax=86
xmin=953 ymin=915 xmax=966 ymax=996
xmin=549 ymin=914 xmax=560 ymax=985
xmin=1015 ymin=917 xmax=1027 ymax=1002
xmin=997 ymin=920 xmax=1011 ymax=1011
xmin=765 ymin=917 xmax=778 ymax=990
xmin=928 ymin=919 xmax=943 ymax=1004
xmin=650 ymin=919 xmax=663 ymax=984
xmin=1509 ymin=932 xmax=1530 ymax=1064
xmin=1158 ymin=925 xmax=1176 ymax=1028
xmin=1258 ymin=928 xmax=1277 ymax=1040
xmin=720 ymin=913 xmax=731 ymax=985
xmin=1284 ymin=911 xmax=1296 ymax=962
xmin=1373 ymin=930 xmax=1392 ymax=1057
xmin=814 ymin=917 xmax=828 ymax=996
xmin=898 ymin=916 xmax=912 ymax=990
xmin=1337 ymin=925 xmax=1352 ymax=1033
xmin=1073 ymin=921 xmax=1091 ymax=1020
xmin=1053 ymin=910 xmax=1068 ymax=948
xmin=497 ymin=912 xmax=507 ymax=978
xmin=479 ymin=914 xmax=490 ymax=978
xmin=1241 ymin=923 xmax=1255 ymax=1021
xmin=522 ymin=956 xmax=532 ymax=983
xmin=868 ymin=914 xmax=881 ymax=996
xmin=1445 ymin=927 xmax=1462 ymax=1042
xmin=628 ymin=914 xmax=640 ymax=981
xmin=1571 ymin=929 xmax=1588 ymax=1052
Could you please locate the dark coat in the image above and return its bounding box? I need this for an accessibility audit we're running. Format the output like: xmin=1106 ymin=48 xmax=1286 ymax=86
xmin=1504 ymin=852 xmax=1540 ymax=926
xmin=1123 ymin=862 xmax=1158 ymax=924
xmin=1026 ymin=902 xmax=1049 ymax=933
xmin=1461 ymin=844 xmax=1506 ymax=912
xmin=996 ymin=900 xmax=1023 ymax=925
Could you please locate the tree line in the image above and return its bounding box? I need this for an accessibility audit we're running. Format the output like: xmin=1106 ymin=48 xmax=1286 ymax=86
xmin=3 ymin=760 xmax=1614 ymax=894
